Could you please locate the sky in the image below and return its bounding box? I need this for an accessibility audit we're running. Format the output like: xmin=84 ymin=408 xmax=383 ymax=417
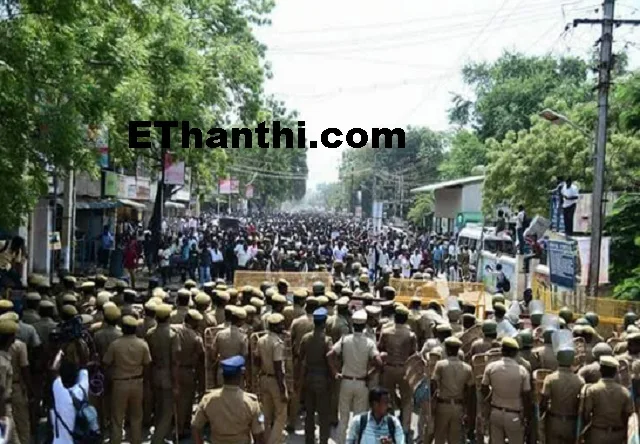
xmin=253 ymin=0 xmax=640 ymax=191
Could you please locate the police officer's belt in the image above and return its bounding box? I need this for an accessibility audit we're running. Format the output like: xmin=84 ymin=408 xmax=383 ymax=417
xmin=342 ymin=375 xmax=367 ymax=381
xmin=113 ymin=375 xmax=143 ymax=381
xmin=491 ymin=405 xmax=521 ymax=414
xmin=548 ymin=413 xmax=577 ymax=421
xmin=592 ymin=425 xmax=625 ymax=432
xmin=437 ymin=398 xmax=463 ymax=405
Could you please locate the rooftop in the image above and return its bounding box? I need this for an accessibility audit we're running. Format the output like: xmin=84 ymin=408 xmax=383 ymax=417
xmin=410 ymin=175 xmax=485 ymax=194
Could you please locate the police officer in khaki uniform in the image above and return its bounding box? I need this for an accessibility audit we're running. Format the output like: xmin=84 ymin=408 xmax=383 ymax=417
xmin=135 ymin=299 xmax=156 ymax=427
xmin=22 ymin=293 xmax=41 ymax=325
xmin=146 ymin=304 xmax=181 ymax=444
xmin=103 ymin=315 xmax=152 ymax=444
xmin=468 ymin=320 xmax=499 ymax=362
xmin=212 ymin=306 xmax=249 ymax=387
xmin=263 ymin=294 xmax=287 ymax=330
xmin=191 ymin=355 xmax=265 ymax=444
xmin=214 ymin=290 xmax=230 ymax=325
xmin=93 ymin=302 xmax=123 ymax=430
xmin=0 ymin=319 xmax=19 ymax=444
xmin=481 ymin=337 xmax=532 ymax=444
xmin=170 ymin=288 xmax=191 ymax=324
xmin=291 ymin=288 xmax=307 ymax=321
xmin=326 ymin=296 xmax=352 ymax=426
xmin=328 ymin=309 xmax=382 ymax=444
xmin=5 ymin=313 xmax=30 ymax=444
xmin=378 ymin=304 xmax=416 ymax=436
xmin=531 ymin=326 xmax=559 ymax=371
xmin=194 ymin=292 xmax=217 ymax=336
xmin=432 ymin=336 xmax=474 ymax=444
xmin=175 ymin=309 xmax=204 ymax=436
xmin=287 ymin=296 xmax=317 ymax=432
xmin=299 ymin=308 xmax=332 ymax=444
xmin=583 ymin=356 xmax=633 ymax=444
xmin=540 ymin=331 xmax=584 ymax=444
xmin=256 ymin=313 xmax=288 ymax=444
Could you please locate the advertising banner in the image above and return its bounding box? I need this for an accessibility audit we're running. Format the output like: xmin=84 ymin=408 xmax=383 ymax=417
xmin=575 ymin=236 xmax=610 ymax=285
xmin=104 ymin=171 xmax=118 ymax=197
xmin=245 ymin=184 xmax=254 ymax=199
xmin=219 ymin=178 xmax=240 ymax=195
xmin=164 ymin=155 xmax=185 ymax=186
xmin=548 ymin=240 xmax=577 ymax=289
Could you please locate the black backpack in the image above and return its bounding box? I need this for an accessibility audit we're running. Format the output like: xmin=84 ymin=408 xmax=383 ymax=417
xmin=53 ymin=386 xmax=102 ymax=444
xmin=357 ymin=412 xmax=396 ymax=444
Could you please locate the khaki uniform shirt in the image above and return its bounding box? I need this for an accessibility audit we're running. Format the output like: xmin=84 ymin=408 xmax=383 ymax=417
xmin=257 ymin=332 xmax=285 ymax=375
xmin=300 ymin=330 xmax=333 ymax=384
xmin=94 ymin=324 xmax=123 ymax=358
xmin=468 ymin=338 xmax=496 ymax=362
xmin=191 ymin=386 xmax=264 ymax=444
xmin=213 ymin=326 xmax=248 ymax=361
xmin=433 ymin=356 xmax=474 ymax=400
xmin=146 ymin=323 xmax=181 ymax=388
xmin=196 ymin=311 xmax=217 ymax=338
xmin=9 ymin=340 xmax=28 ymax=388
xmin=332 ymin=332 xmax=378 ymax=378
xmin=17 ymin=322 xmax=41 ymax=349
xmin=0 ymin=350 xmax=13 ymax=398
xmin=584 ymin=378 xmax=633 ymax=429
xmin=103 ymin=335 xmax=152 ymax=380
xmin=175 ymin=325 xmax=204 ymax=368
xmin=379 ymin=324 xmax=416 ymax=366
xmin=327 ymin=315 xmax=351 ymax=344
xmin=21 ymin=309 xmax=40 ymax=325
xmin=531 ymin=344 xmax=558 ymax=371
xmin=170 ymin=307 xmax=189 ymax=325
xmin=290 ymin=315 xmax=314 ymax=357
xmin=542 ymin=367 xmax=584 ymax=415
xmin=482 ymin=357 xmax=531 ymax=411
xmin=136 ymin=317 xmax=157 ymax=339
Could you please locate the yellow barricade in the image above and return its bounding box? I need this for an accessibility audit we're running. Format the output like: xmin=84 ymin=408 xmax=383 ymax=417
xmin=233 ymin=271 xmax=332 ymax=292
xmin=390 ymin=278 xmax=487 ymax=318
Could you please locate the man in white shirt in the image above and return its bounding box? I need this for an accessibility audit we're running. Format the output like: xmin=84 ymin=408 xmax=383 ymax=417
xmin=516 ymin=205 xmax=526 ymax=254
xmin=333 ymin=242 xmax=348 ymax=261
xmin=561 ymin=177 xmax=579 ymax=235
xmin=409 ymin=249 xmax=422 ymax=276
xmin=51 ymin=359 xmax=90 ymax=444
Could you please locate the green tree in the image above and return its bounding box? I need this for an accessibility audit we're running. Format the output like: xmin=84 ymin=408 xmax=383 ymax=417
xmin=449 ymin=52 xmax=590 ymax=141
xmin=407 ymin=193 xmax=433 ymax=226
xmin=439 ymin=130 xmax=487 ymax=179
xmin=605 ymin=193 xmax=640 ymax=299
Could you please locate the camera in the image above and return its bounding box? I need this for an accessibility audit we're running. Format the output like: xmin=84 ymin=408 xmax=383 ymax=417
xmin=50 ymin=315 xmax=84 ymax=343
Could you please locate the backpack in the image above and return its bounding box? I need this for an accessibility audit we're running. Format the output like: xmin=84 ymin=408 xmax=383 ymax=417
xmin=357 ymin=412 xmax=396 ymax=444
xmin=53 ymin=386 xmax=101 ymax=444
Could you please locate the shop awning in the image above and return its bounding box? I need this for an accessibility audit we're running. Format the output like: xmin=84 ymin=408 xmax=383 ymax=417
xmin=118 ymin=199 xmax=146 ymax=210
xmin=76 ymin=200 xmax=122 ymax=210
xmin=165 ymin=201 xmax=186 ymax=209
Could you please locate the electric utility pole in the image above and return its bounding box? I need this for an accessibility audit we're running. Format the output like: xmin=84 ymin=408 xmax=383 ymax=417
xmin=573 ymin=0 xmax=640 ymax=296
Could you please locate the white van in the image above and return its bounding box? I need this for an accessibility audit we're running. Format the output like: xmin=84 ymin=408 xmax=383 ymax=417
xmin=457 ymin=224 xmax=515 ymax=256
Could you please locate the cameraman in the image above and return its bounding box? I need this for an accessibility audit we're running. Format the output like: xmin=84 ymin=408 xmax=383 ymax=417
xmin=53 ymin=306 xmax=90 ymax=368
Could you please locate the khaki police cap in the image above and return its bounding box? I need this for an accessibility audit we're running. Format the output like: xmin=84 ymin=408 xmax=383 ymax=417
xmin=0 ymin=300 xmax=13 ymax=309
xmin=352 ymin=310 xmax=368 ymax=325
xmin=80 ymin=281 xmax=95 ymax=290
xmin=0 ymin=312 xmax=18 ymax=322
xmin=436 ymin=323 xmax=452 ymax=333
xmin=0 ymin=320 xmax=18 ymax=335
xmin=362 ymin=292 xmax=374 ymax=300
xmin=26 ymin=292 xmax=41 ymax=302
xmin=359 ymin=274 xmax=369 ymax=284
xmin=277 ymin=278 xmax=289 ymax=286
xmin=234 ymin=307 xmax=247 ymax=320
xmin=306 ymin=296 xmax=318 ymax=305
xmin=241 ymin=285 xmax=254 ymax=293
xmin=365 ymin=305 xmax=381 ymax=316
xmin=203 ymin=282 xmax=215 ymax=289
xmin=194 ymin=293 xmax=211 ymax=306
xmin=250 ymin=297 xmax=265 ymax=308
xmin=265 ymin=288 xmax=276 ymax=298
xmin=149 ymin=297 xmax=164 ymax=306
xmin=96 ymin=291 xmax=112 ymax=307
xmin=271 ymin=294 xmax=287 ymax=304
xmin=502 ymin=337 xmax=520 ymax=350
xmin=599 ymin=355 xmax=619 ymax=369
xmin=124 ymin=288 xmax=137 ymax=297
xmin=144 ymin=300 xmax=157 ymax=311
xmin=177 ymin=288 xmax=191 ymax=298
xmin=293 ymin=289 xmax=308 ymax=299
xmin=187 ymin=309 xmax=204 ymax=321
xmin=267 ymin=313 xmax=285 ymax=325
xmin=216 ymin=284 xmax=228 ymax=291
xmin=40 ymin=300 xmax=55 ymax=309
xmin=104 ymin=304 xmax=121 ymax=321
xmin=410 ymin=296 xmax=422 ymax=304
xmin=155 ymin=304 xmax=173 ymax=319
xmin=316 ymin=296 xmax=329 ymax=306
xmin=325 ymin=291 xmax=338 ymax=301
xmin=336 ymin=297 xmax=350 ymax=307
xmin=216 ymin=291 xmax=230 ymax=302
xmin=341 ymin=288 xmax=353 ymax=297
xmin=62 ymin=294 xmax=78 ymax=304
xmin=95 ymin=274 xmax=108 ymax=283
xmin=444 ymin=336 xmax=463 ymax=347
xmin=61 ymin=305 xmax=78 ymax=316
xmin=81 ymin=314 xmax=94 ymax=326
xmin=184 ymin=279 xmax=197 ymax=288
xmin=152 ymin=287 xmax=167 ymax=299
xmin=122 ymin=315 xmax=138 ymax=327
xmin=115 ymin=280 xmax=128 ymax=289
xmin=62 ymin=275 xmax=77 ymax=284
xmin=243 ymin=305 xmax=257 ymax=315
xmin=395 ymin=305 xmax=410 ymax=315
xmin=227 ymin=288 xmax=238 ymax=297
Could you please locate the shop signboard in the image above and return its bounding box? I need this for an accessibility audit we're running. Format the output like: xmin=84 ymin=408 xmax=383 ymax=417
xmin=104 ymin=171 xmax=118 ymax=197
xmin=548 ymin=239 xmax=576 ymax=289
